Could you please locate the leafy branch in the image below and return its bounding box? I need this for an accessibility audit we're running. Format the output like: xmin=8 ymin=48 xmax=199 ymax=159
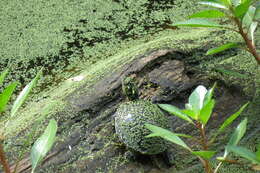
xmin=170 ymin=0 xmax=260 ymax=64
xmin=146 ymin=84 xmax=260 ymax=172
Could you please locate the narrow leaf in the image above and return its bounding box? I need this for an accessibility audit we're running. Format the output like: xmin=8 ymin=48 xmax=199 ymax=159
xmin=216 ymin=156 xmax=226 ymax=161
xmin=11 ymin=70 xmax=42 ymax=117
xmin=218 ymin=102 xmax=249 ymax=132
xmin=145 ymin=124 xmax=191 ymax=151
xmin=234 ymin=0 xmax=252 ymax=18
xmin=220 ymin=0 xmax=232 ymax=6
xmin=249 ymin=22 xmax=258 ymax=45
xmin=203 ymin=83 xmax=216 ymax=106
xmin=242 ymin=6 xmax=256 ymax=30
xmin=215 ymin=68 xmax=249 ymax=79
xmin=185 ymin=103 xmax=193 ymax=110
xmin=255 ymin=1 xmax=260 ymax=20
xmin=192 ymin=150 xmax=216 ymax=159
xmin=199 ymin=0 xmax=229 ymax=9
xmin=232 ymin=0 xmax=241 ymax=7
xmin=174 ymin=133 xmax=193 ymax=138
xmin=158 ymin=104 xmax=194 ymax=123
xmin=188 ymin=85 xmax=207 ymax=115
xmin=200 ymin=99 xmax=215 ymax=125
xmin=256 ymin=144 xmax=260 ymax=160
xmin=226 ymin=145 xmax=260 ymax=164
xmin=147 ymin=132 xmax=192 ymax=138
xmin=227 ymin=118 xmax=247 ymax=146
xmin=189 ymin=10 xmax=226 ymax=18
xmin=31 ymin=119 xmax=58 ymax=173
xmin=0 ymin=82 xmax=18 ymax=113
xmin=0 ymin=69 xmax=8 ymax=86
xmin=206 ymin=43 xmax=239 ymax=55
xmin=172 ymin=19 xmax=224 ymax=28
xmin=182 ymin=109 xmax=197 ymax=120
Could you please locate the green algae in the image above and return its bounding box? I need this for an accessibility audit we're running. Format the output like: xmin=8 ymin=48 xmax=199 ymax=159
xmin=0 ymin=0 xmax=200 ymax=91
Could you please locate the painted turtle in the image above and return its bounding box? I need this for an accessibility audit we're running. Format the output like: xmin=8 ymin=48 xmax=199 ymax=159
xmin=114 ymin=76 xmax=169 ymax=154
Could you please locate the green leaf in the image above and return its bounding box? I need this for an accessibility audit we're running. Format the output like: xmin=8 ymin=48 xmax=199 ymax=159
xmin=188 ymin=85 xmax=208 ymax=116
xmin=249 ymin=22 xmax=258 ymax=45
xmin=206 ymin=43 xmax=239 ymax=55
xmin=0 ymin=69 xmax=8 ymax=86
xmin=10 ymin=70 xmax=42 ymax=117
xmin=189 ymin=10 xmax=226 ymax=18
xmin=255 ymin=1 xmax=260 ymax=20
xmin=185 ymin=103 xmax=193 ymax=110
xmin=223 ymin=118 xmax=248 ymax=157
xmin=227 ymin=118 xmax=247 ymax=146
xmin=147 ymin=132 xmax=192 ymax=138
xmin=192 ymin=150 xmax=216 ymax=159
xmin=145 ymin=124 xmax=191 ymax=151
xmin=234 ymin=0 xmax=252 ymax=18
xmin=199 ymin=99 xmax=215 ymax=125
xmin=182 ymin=109 xmax=197 ymax=120
xmin=216 ymin=156 xmax=226 ymax=161
xmin=158 ymin=104 xmax=194 ymax=123
xmin=220 ymin=0 xmax=232 ymax=6
xmin=232 ymin=0 xmax=241 ymax=7
xmin=0 ymin=82 xmax=18 ymax=113
xmin=203 ymin=83 xmax=216 ymax=106
xmin=199 ymin=0 xmax=229 ymax=9
xmin=256 ymin=144 xmax=260 ymax=160
xmin=226 ymin=146 xmax=260 ymax=164
xmin=174 ymin=133 xmax=193 ymax=138
xmin=242 ymin=6 xmax=256 ymax=30
xmin=31 ymin=119 xmax=58 ymax=173
xmin=172 ymin=19 xmax=224 ymax=28
xmin=214 ymin=68 xmax=249 ymax=79
xmin=218 ymin=102 xmax=249 ymax=132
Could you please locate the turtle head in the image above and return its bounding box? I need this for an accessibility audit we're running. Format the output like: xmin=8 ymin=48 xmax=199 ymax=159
xmin=122 ymin=74 xmax=139 ymax=101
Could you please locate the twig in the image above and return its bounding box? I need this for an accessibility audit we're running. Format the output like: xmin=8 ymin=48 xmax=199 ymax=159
xmin=0 ymin=143 xmax=11 ymax=173
xmin=233 ymin=17 xmax=260 ymax=65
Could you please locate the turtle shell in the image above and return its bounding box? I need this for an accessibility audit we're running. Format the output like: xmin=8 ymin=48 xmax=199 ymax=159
xmin=114 ymin=100 xmax=169 ymax=155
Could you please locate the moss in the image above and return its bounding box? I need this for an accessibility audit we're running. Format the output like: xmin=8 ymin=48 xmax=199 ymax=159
xmin=115 ymin=100 xmax=169 ymax=154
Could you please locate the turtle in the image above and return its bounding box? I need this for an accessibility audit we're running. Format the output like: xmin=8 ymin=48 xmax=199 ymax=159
xmin=114 ymin=75 xmax=169 ymax=155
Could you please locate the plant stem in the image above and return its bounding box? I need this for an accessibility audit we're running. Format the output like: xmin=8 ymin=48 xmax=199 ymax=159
xmin=198 ymin=123 xmax=208 ymax=150
xmin=233 ymin=17 xmax=260 ymax=65
xmin=197 ymin=123 xmax=213 ymax=173
xmin=214 ymin=162 xmax=223 ymax=173
xmin=0 ymin=143 xmax=11 ymax=173
xmin=214 ymin=158 xmax=242 ymax=173
xmin=199 ymin=157 xmax=214 ymax=173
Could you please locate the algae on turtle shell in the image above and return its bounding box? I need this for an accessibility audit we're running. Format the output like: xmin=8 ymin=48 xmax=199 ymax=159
xmin=114 ymin=100 xmax=169 ymax=155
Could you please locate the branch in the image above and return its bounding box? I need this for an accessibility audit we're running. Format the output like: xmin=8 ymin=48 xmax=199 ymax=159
xmin=233 ymin=18 xmax=260 ymax=65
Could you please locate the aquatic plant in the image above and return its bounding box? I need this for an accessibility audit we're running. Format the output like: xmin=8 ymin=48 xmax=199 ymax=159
xmin=146 ymin=84 xmax=260 ymax=172
xmin=0 ymin=70 xmax=57 ymax=173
